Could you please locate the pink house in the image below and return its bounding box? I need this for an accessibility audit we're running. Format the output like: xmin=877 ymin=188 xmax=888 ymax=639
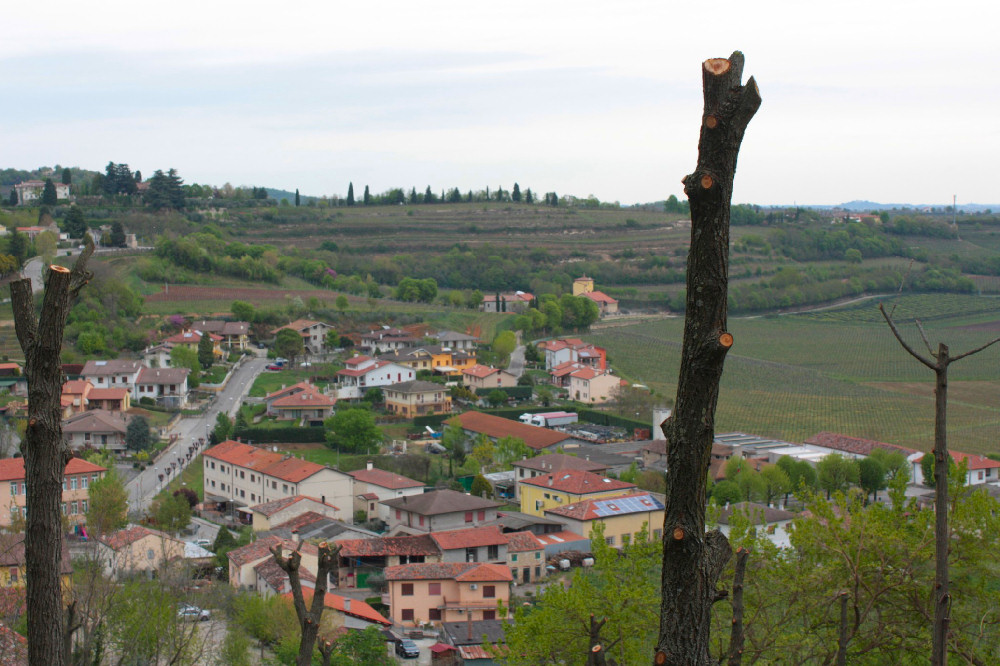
xmin=385 ymin=561 xmax=513 ymax=626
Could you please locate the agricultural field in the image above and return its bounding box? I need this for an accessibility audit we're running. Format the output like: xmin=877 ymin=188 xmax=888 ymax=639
xmin=587 ymin=293 xmax=1000 ymax=455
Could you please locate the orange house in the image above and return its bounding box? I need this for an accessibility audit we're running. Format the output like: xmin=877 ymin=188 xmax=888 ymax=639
xmin=385 ymin=562 xmax=512 ymax=626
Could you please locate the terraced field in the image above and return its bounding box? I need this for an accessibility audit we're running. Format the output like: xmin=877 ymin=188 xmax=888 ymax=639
xmin=588 ymin=294 xmax=1000 ymax=455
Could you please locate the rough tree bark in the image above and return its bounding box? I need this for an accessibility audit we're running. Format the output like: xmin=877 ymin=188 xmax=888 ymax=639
xmin=270 ymin=540 xmax=340 ymax=666
xmin=585 ymin=614 xmax=620 ymax=666
xmin=11 ymin=242 xmax=93 ymax=666
xmin=655 ymin=51 xmax=760 ymax=666
xmin=726 ymin=548 xmax=750 ymax=666
xmin=879 ymin=303 xmax=1000 ymax=666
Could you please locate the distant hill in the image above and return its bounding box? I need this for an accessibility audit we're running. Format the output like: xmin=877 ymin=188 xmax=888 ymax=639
xmin=0 ymin=166 xmax=100 ymax=191
xmin=803 ymin=200 xmax=998 ymax=213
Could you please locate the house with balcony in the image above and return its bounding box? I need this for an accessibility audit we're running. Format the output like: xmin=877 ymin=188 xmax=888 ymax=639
xmin=434 ymin=331 xmax=479 ymax=351
xmin=537 ymin=339 xmax=606 ymax=372
xmin=382 ymin=489 xmax=501 ymax=535
xmin=273 ymin=319 xmax=334 ymax=355
xmin=62 ymin=409 xmax=129 ymax=454
xmin=348 ymin=462 xmax=424 ymax=522
xmin=383 ymin=380 xmax=452 ymax=418
xmin=544 ymin=492 xmax=666 ymax=548
xmin=189 ymin=320 xmax=251 ymax=350
xmin=203 ymin=440 xmax=352 ymax=521
xmin=269 ymin=385 xmax=336 ymax=423
xmin=462 ymin=365 xmax=517 ymax=392
xmin=361 ymin=327 xmax=421 ymax=354
xmin=335 ymin=357 xmax=415 ymax=400
xmin=162 ymin=330 xmax=224 ymax=359
xmin=519 ymin=470 xmax=635 ymax=517
xmin=510 ymin=453 xmax=609 ymax=501
xmin=81 ymin=359 xmax=144 ymax=392
xmin=335 ymin=534 xmax=442 ymax=588
xmin=134 ymin=367 xmax=191 ymax=408
xmin=385 ymin=562 xmax=513 ymax=626
xmin=0 ymin=457 xmax=106 ymax=528
xmin=429 ymin=525 xmax=509 ymax=565
xmin=378 ymin=345 xmax=477 ymax=376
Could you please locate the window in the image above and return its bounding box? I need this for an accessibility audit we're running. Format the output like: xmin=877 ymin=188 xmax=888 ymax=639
xmin=543 ymin=493 xmax=550 ymax=499
xmin=82 ymin=476 xmax=88 ymax=490
xmin=511 ymin=554 xmax=518 ymax=562
xmin=210 ymin=462 xmax=216 ymax=470
xmin=477 ymin=510 xmax=485 ymax=521
xmin=82 ymin=500 xmax=88 ymax=513
xmin=61 ymin=480 xmax=66 ymax=491
xmin=401 ymin=583 xmax=414 ymax=596
xmin=70 ymin=501 xmax=78 ymax=514
xmin=61 ymin=503 xmax=67 ymax=515
xmin=534 ymin=566 xmax=541 ymax=578
xmin=9 ymin=568 xmax=17 ymax=585
xmin=282 ymin=484 xmax=288 ymax=493
xmin=605 ymin=536 xmax=615 ymax=546
xmin=240 ymin=471 xmax=245 ymax=479
xmin=19 ymin=484 xmax=24 ymax=495
xmin=9 ymin=485 xmax=15 ymax=497
xmin=147 ymin=549 xmax=155 ymax=560
xmin=483 ymin=609 xmax=496 ymax=620
xmin=621 ymin=533 xmax=631 ymax=545
xmin=535 ymin=552 xmax=541 ymax=559
xmin=401 ymin=609 xmax=414 ymax=622
xmin=466 ymin=548 xmax=478 ymax=563
xmin=70 ymin=477 xmax=77 ymax=491
xmin=419 ymin=516 xmax=425 ymax=527
xmin=465 ymin=511 xmax=473 ymax=523
xmin=487 ymin=545 xmax=499 ymax=560
xmin=428 ymin=608 xmax=441 ymax=621
xmin=653 ymin=529 xmax=663 ymax=541
xmin=482 ymin=585 xmax=496 ymax=598
xmin=428 ymin=582 xmax=441 ymax=595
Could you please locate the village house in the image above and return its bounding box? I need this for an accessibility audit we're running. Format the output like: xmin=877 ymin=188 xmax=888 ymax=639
xmin=434 ymin=331 xmax=479 ymax=351
xmin=537 ymin=338 xmax=607 ymax=372
xmin=203 ymin=440 xmax=352 ymax=521
xmin=141 ymin=344 xmax=173 ymax=369
xmin=383 ymin=380 xmax=452 ymax=418
xmin=273 ymin=319 xmax=334 ymax=355
xmin=227 ymin=535 xmax=320 ymax=594
xmin=0 ymin=457 xmax=106 ymax=527
xmin=348 ymin=462 xmax=424 ymax=522
xmin=519 ymin=469 xmax=636 ymax=517
xmin=0 ymin=534 xmax=73 ymax=591
xmin=913 ymin=450 xmax=1000 ymax=486
xmin=335 ymin=356 xmax=415 ymax=400
xmin=572 ymin=276 xmax=619 ymax=316
xmin=248 ymin=495 xmax=342 ymax=532
xmin=281 ymin=589 xmax=391 ymax=635
xmin=382 ymin=489 xmax=502 ymax=535
xmin=510 ymin=453 xmax=609 ymax=501
xmin=13 ymin=180 xmax=70 ymax=205
xmin=713 ymin=502 xmax=798 ymax=548
xmin=336 ymin=534 xmax=442 ymax=589
xmin=440 ymin=619 xmax=511 ymax=666
xmin=263 ymin=512 xmax=379 ymax=545
xmin=462 ymin=365 xmax=518 ymax=392
xmin=449 ymin=411 xmax=577 ymax=454
xmin=267 ymin=384 xmax=336 ymax=423
xmin=161 ymin=330 xmax=224 ymax=359
xmin=544 ymin=492 xmax=666 ymax=547
xmin=360 ymin=327 xmax=421 ymax=354
xmin=378 ymin=345 xmax=478 ymax=376
xmin=566 ymin=366 xmax=623 ymax=404
xmin=384 ymin=561 xmax=513 ymax=626
xmin=96 ymin=525 xmax=186 ymax=579
xmin=62 ymin=409 xmax=129 ymax=454
xmin=81 ymin=359 xmax=144 ymax=391
xmin=429 ymin=525 xmax=509 ymax=565
xmin=480 ymin=291 xmax=533 ymax=314
xmin=189 ymin=320 xmax=251 ymax=350
xmin=134 ymin=367 xmax=191 ymax=408
xmin=504 ymin=530 xmax=546 ymax=584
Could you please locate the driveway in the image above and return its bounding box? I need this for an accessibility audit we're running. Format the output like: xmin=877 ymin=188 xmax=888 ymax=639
xmin=508 ymin=345 xmax=526 ymax=378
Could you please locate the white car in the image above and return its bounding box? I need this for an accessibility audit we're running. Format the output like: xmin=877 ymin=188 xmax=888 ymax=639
xmin=177 ymin=604 xmax=211 ymax=622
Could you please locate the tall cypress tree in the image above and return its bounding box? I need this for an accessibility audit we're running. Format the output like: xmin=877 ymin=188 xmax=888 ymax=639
xmin=8 ymin=190 xmax=17 ymax=206
xmin=41 ymin=179 xmax=58 ymax=206
xmin=512 ymin=183 xmax=521 ymax=202
xmin=60 ymin=168 xmax=71 ymax=185
xmin=295 ymin=189 xmax=300 ymax=206
xmin=363 ymin=185 xmax=371 ymax=205
xmin=525 ymin=188 xmax=534 ymax=204
xmin=346 ymin=182 xmax=355 ymax=206
xmin=424 ymin=185 xmax=434 ymax=204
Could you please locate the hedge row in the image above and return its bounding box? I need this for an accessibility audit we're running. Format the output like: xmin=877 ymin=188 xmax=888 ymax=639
xmin=473 ymin=386 xmax=533 ymax=400
xmin=232 ymin=426 xmax=326 ymax=444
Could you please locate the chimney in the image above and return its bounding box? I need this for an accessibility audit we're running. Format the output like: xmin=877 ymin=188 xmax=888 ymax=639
xmin=292 ymin=530 xmax=300 ymax=548
xmin=547 ymin=476 xmax=553 ymax=487
xmin=366 ymin=460 xmax=373 ymax=471
xmin=344 ymin=597 xmax=351 ymax=611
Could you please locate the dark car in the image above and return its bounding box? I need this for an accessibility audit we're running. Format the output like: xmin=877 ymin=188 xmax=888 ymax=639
xmin=265 ymin=364 xmax=282 ymax=371
xmin=395 ymin=639 xmax=419 ymax=659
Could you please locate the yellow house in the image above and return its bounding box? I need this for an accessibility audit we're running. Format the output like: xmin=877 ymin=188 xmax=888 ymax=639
xmin=379 ymin=346 xmax=477 ymax=376
xmin=384 ymin=562 xmax=513 ymax=626
xmin=0 ymin=533 xmax=73 ymax=590
xmin=544 ymin=492 xmax=665 ymax=547
xmin=518 ymin=470 xmax=636 ymax=517
xmin=0 ymin=457 xmax=107 ymax=528
xmin=96 ymin=525 xmax=186 ymax=579
xmin=383 ymin=380 xmax=452 ymax=418
xmin=163 ymin=330 xmax=224 ymax=358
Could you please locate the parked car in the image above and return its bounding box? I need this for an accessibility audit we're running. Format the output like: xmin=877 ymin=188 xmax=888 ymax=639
xmin=193 ymin=538 xmax=212 ymax=549
xmin=177 ymin=604 xmax=211 ymax=622
xmin=266 ymin=364 xmax=282 ymax=371
xmin=395 ymin=639 xmax=419 ymax=659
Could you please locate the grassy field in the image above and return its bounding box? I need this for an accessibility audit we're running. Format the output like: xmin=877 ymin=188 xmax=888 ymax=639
xmin=588 ymin=293 xmax=1000 ymax=455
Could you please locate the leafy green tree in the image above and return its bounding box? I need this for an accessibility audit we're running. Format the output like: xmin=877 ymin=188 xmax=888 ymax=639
xmin=486 ymin=389 xmax=507 ymax=408
xmin=125 ymin=415 xmax=152 ymax=452
xmin=198 ymin=331 xmax=215 ymax=369
xmin=8 ymin=230 xmax=28 ymax=267
xmin=363 ymin=387 xmax=383 ymax=404
xmin=324 ymin=329 xmax=340 ymax=350
xmin=8 ymin=189 xmax=17 ymax=206
xmin=869 ymin=448 xmax=909 ymax=483
xmin=275 ymin=327 xmax=305 ymax=364
xmin=523 ymin=343 xmax=541 ymax=364
xmin=503 ymin=522 xmax=660 ymax=665
xmin=440 ymin=423 xmax=467 ymax=465
xmin=61 ymin=167 xmax=72 ymax=185
xmin=525 ymin=188 xmax=534 ymax=204
xmin=724 ymin=455 xmax=751 ymax=481
xmin=86 ymin=468 xmax=128 ymax=536
xmin=152 ymin=492 xmax=191 ymax=535
xmin=145 ymin=168 xmax=185 ymax=209
xmin=424 ymin=185 xmax=434 ymax=204
xmin=171 ymin=346 xmax=201 ymax=388
xmin=335 ymin=294 xmax=349 ymax=313
xmin=34 ymin=230 xmax=57 ymax=259
xmin=817 ymin=453 xmax=860 ymax=498
xmin=324 ymin=408 xmax=382 ymax=453
xmin=491 ymin=330 xmax=517 ymax=361
xmin=759 ymin=464 xmax=791 ymax=504
xmin=346 ymin=182 xmax=355 ymax=206
xmin=470 ymin=474 xmax=492 ymax=498
xmin=664 ymin=193 xmax=685 ymax=214
xmin=41 ymin=178 xmax=58 ymax=205
xmin=858 ymin=457 xmax=887 ymax=502
xmin=920 ymin=452 xmax=955 ymax=488
xmin=711 ymin=479 xmax=741 ymax=505
xmin=845 ymin=248 xmax=863 ymax=263
xmin=735 ymin=469 xmax=766 ymax=502
xmin=470 ymin=436 xmax=495 ymax=472
xmin=214 ymin=412 xmax=233 ymax=442
xmin=110 ymin=221 xmax=126 ymax=248
xmin=63 ymin=205 xmax=88 ymax=238
xmin=231 ymin=300 xmax=256 ymax=322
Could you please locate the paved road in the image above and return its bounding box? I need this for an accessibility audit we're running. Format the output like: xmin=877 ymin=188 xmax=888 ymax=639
xmin=126 ymin=356 xmax=269 ymax=514
xmin=22 ymin=257 xmax=44 ymax=293
xmin=508 ymin=344 xmax=526 ymax=378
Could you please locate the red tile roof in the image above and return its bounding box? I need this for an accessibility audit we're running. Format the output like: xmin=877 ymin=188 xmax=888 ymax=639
xmin=228 ymin=535 xmax=319 ymax=567
xmin=253 ymin=496 xmax=339 ymax=518
xmin=385 ymin=562 xmax=512 ymax=582
xmin=581 ymin=290 xmax=618 ymax=305
xmin=271 ymin=511 xmax=331 ymax=532
xmin=337 ymin=534 xmax=439 ymax=558
xmin=429 ymin=525 xmax=506 ymax=551
xmin=265 ymin=382 xmax=314 ymax=400
xmin=343 ymin=355 xmax=373 ymax=367
xmin=449 ymin=411 xmax=571 ymax=451
xmin=271 ymin=390 xmax=336 ymax=409
xmin=349 ymin=467 xmax=423 ymax=490
xmin=504 ymin=531 xmax=543 ymax=553
xmin=97 ymin=525 xmax=182 ymax=552
xmin=519 ymin=470 xmax=635 ymax=495
xmin=204 ymin=441 xmax=328 ymax=483
xmin=804 ymin=432 xmax=917 ymax=456
xmin=336 ymin=360 xmax=396 ymax=378
xmin=286 ymin=590 xmax=391 ymax=626
xmin=87 ymin=387 xmax=129 ymax=400
xmin=462 ymin=365 xmax=503 ymax=379
xmin=512 ymin=453 xmax=607 ymax=474
xmin=255 ymin=555 xmax=316 ymax=592
xmin=918 ymin=450 xmax=1000 ymax=471
xmin=163 ymin=330 xmax=222 ymax=345
xmin=0 ymin=457 xmax=106 ymax=483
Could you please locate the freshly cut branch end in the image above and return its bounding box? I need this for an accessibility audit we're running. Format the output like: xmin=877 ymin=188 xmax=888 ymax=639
xmin=49 ymin=265 xmax=70 ymax=274
xmin=672 ymin=527 xmax=685 ymax=540
xmin=700 ymin=174 xmax=713 ymax=189
xmin=719 ymin=332 xmax=734 ymax=348
xmin=704 ymin=58 xmax=731 ymax=75
xmin=655 ymin=651 xmax=667 ymax=665
xmin=704 ymin=115 xmax=718 ymax=129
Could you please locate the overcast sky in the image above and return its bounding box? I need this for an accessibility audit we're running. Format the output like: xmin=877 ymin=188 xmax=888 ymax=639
xmin=3 ymin=1 xmax=996 ymax=206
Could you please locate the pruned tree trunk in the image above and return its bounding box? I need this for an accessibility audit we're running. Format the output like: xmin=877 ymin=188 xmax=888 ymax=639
xmin=655 ymin=51 xmax=759 ymax=666
xmin=11 ymin=244 xmax=93 ymax=666
xmin=585 ymin=614 xmax=620 ymax=666
xmin=836 ymin=592 xmax=849 ymax=666
xmin=726 ymin=548 xmax=750 ymax=666
xmin=880 ymin=303 xmax=1000 ymax=666
xmin=271 ymin=541 xmax=341 ymax=666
